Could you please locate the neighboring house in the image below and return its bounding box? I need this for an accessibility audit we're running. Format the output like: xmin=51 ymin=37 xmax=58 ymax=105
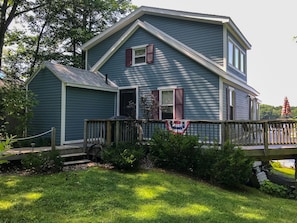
xmin=27 ymin=6 xmax=260 ymax=145
xmin=26 ymin=62 xmax=117 ymax=145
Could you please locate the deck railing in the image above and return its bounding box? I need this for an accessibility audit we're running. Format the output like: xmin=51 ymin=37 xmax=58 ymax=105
xmin=83 ymin=119 xmax=297 ymax=150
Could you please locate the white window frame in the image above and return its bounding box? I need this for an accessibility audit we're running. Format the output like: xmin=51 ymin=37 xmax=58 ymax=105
xmin=158 ymin=86 xmax=177 ymax=120
xmin=132 ymin=44 xmax=147 ymax=66
xmin=228 ymin=38 xmax=246 ymax=74
xmin=228 ymin=87 xmax=235 ymax=120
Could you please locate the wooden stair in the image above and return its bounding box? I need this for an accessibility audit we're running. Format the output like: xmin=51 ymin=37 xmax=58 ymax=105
xmin=58 ymin=145 xmax=91 ymax=166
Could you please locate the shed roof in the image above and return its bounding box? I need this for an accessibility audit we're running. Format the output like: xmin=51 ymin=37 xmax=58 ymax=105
xmin=27 ymin=61 xmax=118 ymax=92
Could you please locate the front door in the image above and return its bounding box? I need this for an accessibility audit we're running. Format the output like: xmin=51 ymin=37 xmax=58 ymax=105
xmin=119 ymin=88 xmax=136 ymax=119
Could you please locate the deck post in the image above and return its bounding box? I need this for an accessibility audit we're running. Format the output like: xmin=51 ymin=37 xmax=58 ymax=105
xmin=106 ymin=121 xmax=111 ymax=146
xmin=51 ymin=127 xmax=56 ymax=150
xmin=115 ymin=120 xmax=120 ymax=145
xmin=263 ymin=122 xmax=269 ymax=156
xmin=221 ymin=122 xmax=226 ymax=146
xmin=83 ymin=120 xmax=88 ymax=152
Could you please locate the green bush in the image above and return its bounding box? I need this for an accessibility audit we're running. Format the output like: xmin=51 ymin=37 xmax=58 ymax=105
xmin=102 ymin=142 xmax=145 ymax=171
xmin=0 ymin=135 xmax=17 ymax=164
xmin=260 ymin=180 xmax=289 ymax=198
xmin=150 ymin=129 xmax=201 ymax=174
xmin=21 ymin=150 xmax=64 ymax=173
xmin=210 ymin=142 xmax=254 ymax=187
xmin=150 ymin=130 xmax=253 ymax=188
xmin=193 ymin=145 xmax=219 ymax=180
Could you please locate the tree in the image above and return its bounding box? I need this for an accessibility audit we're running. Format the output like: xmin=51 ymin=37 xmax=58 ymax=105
xmin=281 ymin=96 xmax=291 ymax=118
xmin=260 ymin=104 xmax=282 ymax=120
xmin=0 ymin=0 xmax=47 ymax=70
xmin=0 ymin=79 xmax=37 ymax=137
xmin=3 ymin=0 xmax=136 ymax=78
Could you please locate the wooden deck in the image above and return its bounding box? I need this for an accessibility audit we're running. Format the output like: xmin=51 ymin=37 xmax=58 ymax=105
xmin=242 ymin=145 xmax=297 ymax=160
xmin=1 ymin=144 xmax=82 ymax=161
xmin=83 ymin=119 xmax=297 ymax=161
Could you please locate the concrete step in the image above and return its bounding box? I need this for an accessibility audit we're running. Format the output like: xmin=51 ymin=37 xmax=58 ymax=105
xmin=63 ymin=159 xmax=91 ymax=166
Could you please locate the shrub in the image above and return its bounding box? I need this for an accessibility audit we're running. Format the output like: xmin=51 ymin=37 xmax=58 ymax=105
xmin=0 ymin=135 xmax=17 ymax=164
xmin=102 ymin=142 xmax=145 ymax=171
xmin=193 ymin=145 xmax=219 ymax=180
xmin=260 ymin=180 xmax=290 ymax=198
xmin=21 ymin=150 xmax=64 ymax=173
xmin=150 ymin=130 xmax=253 ymax=188
xmin=150 ymin=129 xmax=201 ymax=174
xmin=210 ymin=142 xmax=254 ymax=188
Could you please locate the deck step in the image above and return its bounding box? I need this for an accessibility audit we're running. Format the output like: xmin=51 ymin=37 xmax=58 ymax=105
xmin=61 ymin=152 xmax=87 ymax=158
xmin=63 ymin=159 xmax=91 ymax=166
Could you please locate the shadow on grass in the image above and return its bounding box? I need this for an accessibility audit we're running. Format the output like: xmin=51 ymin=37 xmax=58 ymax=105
xmin=1 ymin=168 xmax=297 ymax=222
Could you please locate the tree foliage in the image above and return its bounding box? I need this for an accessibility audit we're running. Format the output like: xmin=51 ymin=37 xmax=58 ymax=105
xmin=2 ymin=0 xmax=136 ymax=79
xmin=0 ymin=0 xmax=47 ymax=70
xmin=0 ymin=80 xmax=37 ymax=136
xmin=260 ymin=104 xmax=297 ymax=120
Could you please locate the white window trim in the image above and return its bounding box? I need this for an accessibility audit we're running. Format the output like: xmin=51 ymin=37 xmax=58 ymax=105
xmin=132 ymin=44 xmax=148 ymax=66
xmin=228 ymin=38 xmax=246 ymax=75
xmin=158 ymin=86 xmax=177 ymax=120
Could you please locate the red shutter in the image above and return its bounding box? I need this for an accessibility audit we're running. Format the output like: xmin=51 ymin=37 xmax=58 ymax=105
xmin=125 ymin=48 xmax=132 ymax=67
xmin=146 ymin=44 xmax=154 ymax=64
xmin=175 ymin=88 xmax=184 ymax=120
xmin=151 ymin=90 xmax=159 ymax=120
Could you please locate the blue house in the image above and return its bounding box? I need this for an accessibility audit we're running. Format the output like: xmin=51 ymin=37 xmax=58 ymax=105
xmin=27 ymin=6 xmax=260 ymax=145
xmin=82 ymin=6 xmax=259 ymax=120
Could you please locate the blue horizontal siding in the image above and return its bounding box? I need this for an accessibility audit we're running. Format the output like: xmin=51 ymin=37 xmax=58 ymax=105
xmin=28 ymin=68 xmax=62 ymax=144
xmin=87 ymin=26 xmax=131 ymax=69
xmin=140 ymin=15 xmax=224 ymax=66
xmin=223 ymin=83 xmax=250 ymax=120
xmin=100 ymin=28 xmax=220 ymax=120
xmin=65 ymin=87 xmax=115 ymax=141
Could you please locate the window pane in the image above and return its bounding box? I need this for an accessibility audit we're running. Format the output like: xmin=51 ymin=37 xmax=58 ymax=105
xmin=228 ymin=41 xmax=233 ymax=65
xmin=135 ymin=48 xmax=145 ymax=56
xmin=240 ymin=52 xmax=245 ymax=73
xmin=234 ymin=47 xmax=239 ymax=69
xmin=162 ymin=106 xmax=173 ymax=119
xmin=162 ymin=91 xmax=173 ymax=105
xmin=135 ymin=57 xmax=145 ymax=64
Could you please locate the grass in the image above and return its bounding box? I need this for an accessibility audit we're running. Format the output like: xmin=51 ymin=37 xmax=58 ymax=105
xmin=270 ymin=161 xmax=295 ymax=179
xmin=272 ymin=167 xmax=295 ymax=178
xmin=1 ymin=167 xmax=297 ymax=223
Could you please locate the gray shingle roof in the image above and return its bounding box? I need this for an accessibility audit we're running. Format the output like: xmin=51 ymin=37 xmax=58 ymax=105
xmin=43 ymin=61 xmax=117 ymax=92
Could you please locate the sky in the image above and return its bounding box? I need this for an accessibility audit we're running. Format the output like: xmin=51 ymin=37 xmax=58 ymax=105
xmin=132 ymin=0 xmax=297 ymax=106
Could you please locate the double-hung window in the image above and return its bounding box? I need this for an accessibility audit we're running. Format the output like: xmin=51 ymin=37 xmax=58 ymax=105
xmin=151 ymin=87 xmax=184 ymax=120
xmin=228 ymin=39 xmax=246 ymax=74
xmin=160 ymin=90 xmax=174 ymax=119
xmin=133 ymin=47 xmax=146 ymax=65
xmin=226 ymin=87 xmax=235 ymax=120
xmin=126 ymin=44 xmax=154 ymax=67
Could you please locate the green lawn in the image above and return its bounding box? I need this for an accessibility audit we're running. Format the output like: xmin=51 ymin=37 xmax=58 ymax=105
xmin=1 ymin=167 xmax=297 ymax=223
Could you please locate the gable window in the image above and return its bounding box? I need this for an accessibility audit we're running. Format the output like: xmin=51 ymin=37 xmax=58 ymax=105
xmin=134 ymin=47 xmax=146 ymax=64
xmin=126 ymin=44 xmax=154 ymax=67
xmin=228 ymin=39 xmax=246 ymax=74
xmin=152 ymin=87 xmax=184 ymax=120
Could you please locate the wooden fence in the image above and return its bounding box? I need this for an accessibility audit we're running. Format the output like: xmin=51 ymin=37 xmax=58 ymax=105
xmin=83 ymin=119 xmax=297 ymax=151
